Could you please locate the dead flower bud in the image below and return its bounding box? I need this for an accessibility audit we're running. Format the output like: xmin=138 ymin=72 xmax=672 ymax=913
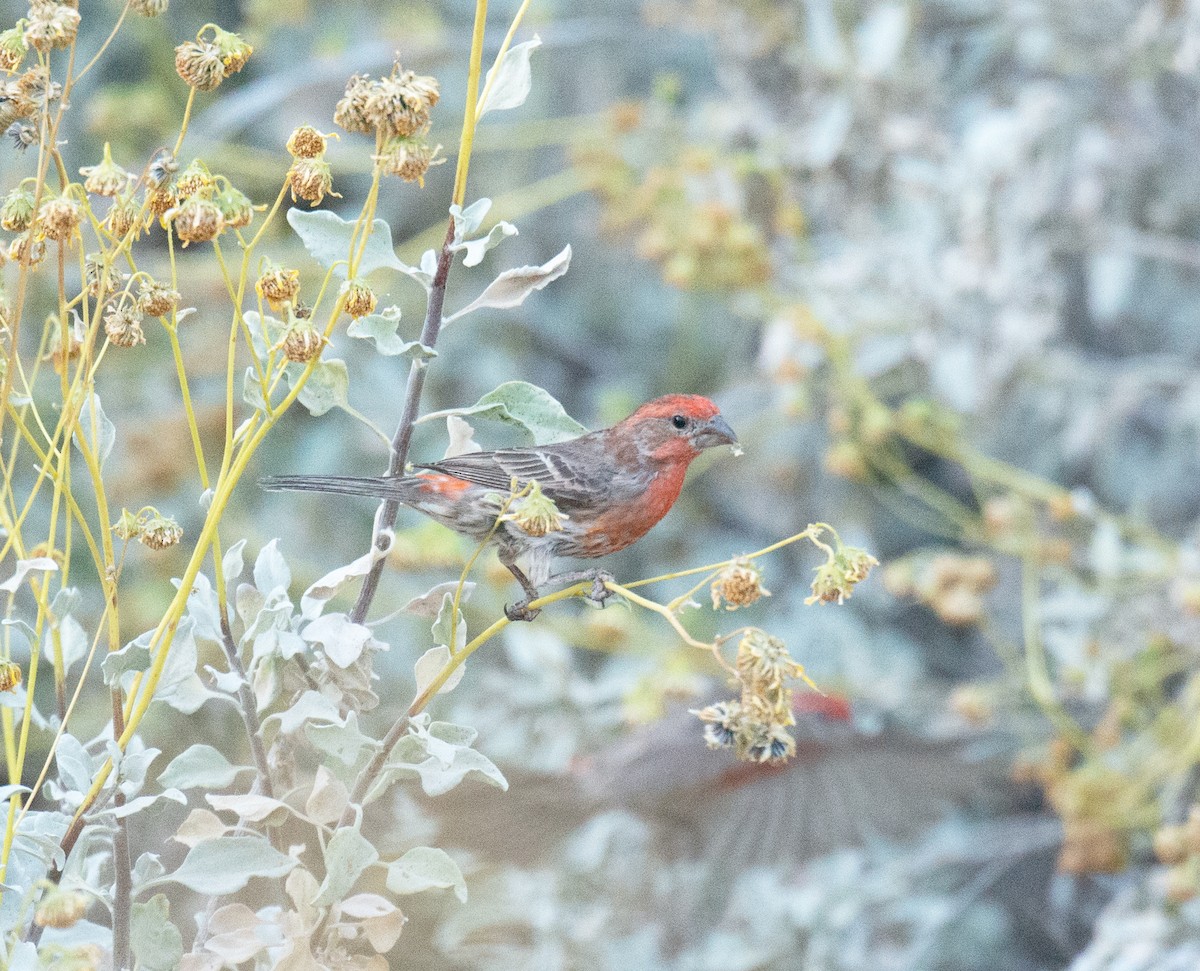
xmin=341 ymin=279 xmax=377 ymax=319
xmin=376 ymin=135 xmax=442 ymax=186
xmin=130 ymin=0 xmax=168 ymax=15
xmin=174 ymin=159 xmax=214 ymax=199
xmin=174 ymin=40 xmax=225 ymax=91
xmin=79 ymin=142 xmax=131 ymax=196
xmin=213 ymin=183 xmax=255 ymax=228
xmin=103 ymin=304 xmax=145 ymax=348
xmin=146 ymin=184 xmax=177 ymax=221
xmin=83 ymin=252 xmax=123 ymax=298
xmin=24 ymin=2 xmax=80 ymax=53
xmin=365 ymin=68 xmax=440 ymax=137
xmin=287 ymin=125 xmax=328 ymax=159
xmin=0 ymin=25 xmax=29 ymax=74
xmin=1 ymin=185 xmax=36 ymax=232
xmin=806 ymin=545 xmax=879 ymax=605
xmin=6 ymin=121 xmax=36 ymax=151
xmin=282 ymin=318 xmax=326 ymax=363
xmin=139 ymin=512 xmax=183 ymax=550
xmin=333 ymin=73 xmax=375 ymax=134
xmin=168 ymin=195 xmax=224 ymax=245
xmin=0 ymin=660 xmax=21 ymax=692
xmin=711 ymin=558 xmax=769 ymax=610
xmin=146 ymin=149 xmax=178 ymax=190
xmin=34 ymin=887 xmax=89 ymax=928
xmin=691 ymin=699 xmax=742 ymax=749
xmin=8 ymin=234 xmax=45 ymax=267
xmin=112 ymin=508 xmax=141 ymax=541
xmin=37 ymin=194 xmax=81 ymax=242
xmin=735 ymin=629 xmax=806 ymax=692
xmin=287 ymin=157 xmax=338 ymax=207
xmin=741 ymin=719 xmax=796 ymax=764
xmin=209 ymin=25 xmax=252 ymax=75
xmin=502 ymin=481 xmax=569 ymax=537
xmin=256 ymin=265 xmax=300 ymax=312
xmin=138 ymin=279 xmax=180 ymax=317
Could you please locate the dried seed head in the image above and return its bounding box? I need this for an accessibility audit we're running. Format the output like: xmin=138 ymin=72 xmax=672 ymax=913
xmin=103 ymin=193 xmax=141 ymax=239
xmin=806 ymin=544 xmax=879 ymax=606
xmin=138 ymin=279 xmax=180 ymax=317
xmin=79 ymin=142 xmax=131 ymax=197
xmin=342 ymin=279 xmax=377 ymax=319
xmin=333 ymin=73 xmax=375 ymax=134
xmin=24 ymin=2 xmax=80 ymax=53
xmin=365 ymin=69 xmax=438 ymax=137
xmin=146 ymin=184 xmax=177 ymax=221
xmin=735 ymin=629 xmax=804 ymax=692
xmin=502 ymin=481 xmax=569 ymax=537
xmin=0 ymin=25 xmax=28 ymax=73
xmin=286 ymin=157 xmax=338 ymax=207
xmin=213 ymin=183 xmax=254 ymax=228
xmin=146 ymin=149 xmax=178 ymax=189
xmin=8 ymin=234 xmax=45 ymax=267
xmin=37 ymin=195 xmax=81 ymax=242
xmin=5 ymin=121 xmax=36 ymax=151
xmin=174 ymin=40 xmax=225 ymax=91
xmin=691 ymin=700 xmax=742 ymax=750
xmin=0 ymin=661 xmax=21 ymax=692
xmin=376 ymin=134 xmax=442 ymax=186
xmin=282 ymin=319 xmax=326 ymax=363
xmin=139 ymin=513 xmax=183 ymax=550
xmin=286 ymin=124 xmax=327 ymax=159
xmin=168 ymin=196 xmax=224 ymax=245
xmin=711 ymin=558 xmax=769 ymax=610
xmin=209 ymin=26 xmax=252 ymax=75
xmin=1 ymin=185 xmax=36 ymax=232
xmin=130 ymin=0 xmax=168 ymax=15
xmin=103 ymin=304 xmax=145 ymax=348
xmin=83 ymin=252 xmax=124 ymax=299
xmin=17 ymin=63 xmax=59 ymax=107
xmin=174 ymin=159 xmax=214 ymax=199
xmin=111 ymin=508 xmax=140 ymax=541
xmin=256 ymin=265 xmax=300 ymax=312
xmin=34 ymin=887 xmax=89 ymax=929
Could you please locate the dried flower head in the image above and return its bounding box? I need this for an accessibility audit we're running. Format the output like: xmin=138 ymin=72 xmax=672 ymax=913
xmin=286 ymin=125 xmax=327 ymax=159
xmin=34 ymin=887 xmax=89 ymax=929
xmin=174 ymin=40 xmax=224 ymax=91
xmin=138 ymin=279 xmax=180 ymax=317
xmin=209 ymin=25 xmax=252 ymax=75
xmin=103 ymin=193 xmax=141 ymax=240
xmin=145 ymin=149 xmax=178 ymax=190
xmin=139 ymin=512 xmax=183 ymax=550
xmin=282 ymin=318 xmax=326 ymax=363
xmin=5 ymin=121 xmax=36 ymax=151
xmin=103 ymin=304 xmax=145 ymax=348
xmin=174 ymin=159 xmax=214 ymax=199
xmin=17 ymin=63 xmax=59 ymax=107
xmin=1 ymin=185 xmax=36 ymax=232
xmin=83 ymin=252 xmax=124 ymax=299
xmin=168 ymin=196 xmax=224 ymax=246
xmin=130 ymin=0 xmax=168 ymax=15
xmin=0 ymin=661 xmax=21 ymax=692
xmin=735 ymin=629 xmax=805 ymax=692
xmin=376 ymin=134 xmax=442 ymax=186
xmin=286 ymin=157 xmax=338 ymax=207
xmin=8 ymin=234 xmax=45 ymax=267
xmin=0 ymin=25 xmax=28 ymax=73
xmin=37 ymin=194 xmax=81 ymax=242
xmin=501 ymin=480 xmax=569 ymax=537
xmin=111 ymin=508 xmax=141 ymax=542
xmin=333 ymin=73 xmax=376 ymax=134
xmin=24 ymin=2 xmax=80 ymax=53
xmin=256 ymin=265 xmax=300 ymax=312
xmin=806 ymin=544 xmax=879 ymax=605
xmin=711 ymin=558 xmax=769 ymax=610
xmin=692 ymin=700 xmax=742 ymax=749
xmin=214 ymin=183 xmax=255 ymax=228
xmin=79 ymin=143 xmax=131 ymax=197
xmin=365 ymin=67 xmax=440 ymax=137
xmin=341 ymin=279 xmax=377 ymax=319
xmin=146 ymin=184 xmax=177 ymax=221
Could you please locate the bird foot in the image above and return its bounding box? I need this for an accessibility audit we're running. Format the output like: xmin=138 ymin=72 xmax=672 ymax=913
xmin=504 ymin=600 xmax=542 ymax=623
xmin=545 ymin=568 xmax=615 ymax=609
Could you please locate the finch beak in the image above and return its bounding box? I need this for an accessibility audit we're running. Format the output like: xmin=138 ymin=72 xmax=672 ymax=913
xmin=694 ymin=414 xmax=740 ymax=452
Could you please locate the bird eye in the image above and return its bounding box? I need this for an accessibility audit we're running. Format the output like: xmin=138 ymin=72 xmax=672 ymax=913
xmin=671 ymin=414 xmax=688 ymax=430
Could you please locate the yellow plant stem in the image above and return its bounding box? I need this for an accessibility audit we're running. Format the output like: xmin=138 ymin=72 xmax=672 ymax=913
xmin=474 ymin=0 xmax=534 ymax=124
xmin=452 ymin=0 xmax=490 ymax=206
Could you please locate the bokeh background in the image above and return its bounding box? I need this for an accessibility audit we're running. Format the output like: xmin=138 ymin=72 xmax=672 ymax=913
xmin=13 ymin=0 xmax=1200 ymax=967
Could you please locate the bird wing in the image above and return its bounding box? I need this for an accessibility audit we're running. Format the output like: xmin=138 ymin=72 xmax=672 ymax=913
xmin=417 ymin=434 xmax=618 ymax=507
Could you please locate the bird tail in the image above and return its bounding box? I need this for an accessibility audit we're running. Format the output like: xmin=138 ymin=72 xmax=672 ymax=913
xmin=260 ymin=473 xmax=413 ymax=502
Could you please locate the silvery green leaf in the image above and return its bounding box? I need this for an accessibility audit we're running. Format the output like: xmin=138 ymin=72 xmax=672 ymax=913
xmin=250 ymin=626 xmax=307 ymax=664
xmin=235 ymin=583 xmax=265 ymax=630
xmin=160 ymin=744 xmax=250 ymax=790
xmin=54 ymin=734 xmax=94 ymax=797
xmin=301 ymin=549 xmax=385 ymax=621
xmin=117 ymin=745 xmax=161 ymax=797
xmin=182 ymin=573 xmax=223 ymax=645
xmin=153 ymin=835 xmax=296 ymax=895
xmin=451 ymin=199 xmax=491 ymax=238
xmin=49 ymin=586 xmax=80 ymax=618
xmin=288 ymin=209 xmax=409 ymax=280
xmin=204 ymin=903 xmax=279 ymax=964
xmin=346 ymin=309 xmax=436 ymax=359
xmin=312 ymin=826 xmax=378 ymax=907
xmin=205 ymin=792 xmax=291 ymax=824
xmin=432 ymin=593 xmax=467 ymax=653
xmin=203 ymin=665 xmax=244 ymax=694
xmin=132 ymin=852 xmax=165 ymax=889
xmin=0 ymin=557 xmax=58 ymax=593
xmin=443 ymin=245 xmax=571 ymax=325
xmin=402 ymin=581 xmax=475 ymax=619
xmin=131 ymin=895 xmax=184 ymax=971
xmin=72 ymin=392 xmax=115 ymax=466
xmin=261 ymin=689 xmax=341 ymax=738
xmin=253 ymin=539 xmax=291 ymax=597
xmin=51 ymin=616 xmax=88 ymax=673
xmin=102 ymin=637 xmax=152 ymax=688
xmin=385 ymin=846 xmax=467 ymax=902
xmin=242 ymin=311 xmax=281 ymax=362
xmin=302 ymin=613 xmax=374 ymax=668
xmin=444 ymin=415 xmax=481 ymax=459
xmin=429 ymin=721 xmax=478 ymax=748
xmin=155 ymin=619 xmax=221 ymax=714
xmin=285 ymin=359 xmax=350 ymax=417
xmin=477 ymin=34 xmax=542 ymax=118
xmin=449 ymin=201 xmax=517 ymax=267
xmin=173 ymin=808 xmax=228 ymax=849
xmin=305 ymin=765 xmax=350 ymax=824
xmin=414 ymin=644 xmax=464 ymax=698
xmin=243 ymin=366 xmax=268 ymax=413
xmin=1 ymin=618 xmax=35 ymax=652
xmin=367 ymin=721 xmax=506 ymax=800
xmin=305 ymin=710 xmax=379 ymax=768
xmin=419 ymin=379 xmax=586 ymax=445
xmin=105 ymin=788 xmax=187 ymax=819
xmin=223 ymin=539 xmax=248 ymax=586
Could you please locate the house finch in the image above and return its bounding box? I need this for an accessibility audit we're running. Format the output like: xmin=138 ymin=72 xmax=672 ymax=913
xmin=262 ymin=394 xmax=739 ymax=618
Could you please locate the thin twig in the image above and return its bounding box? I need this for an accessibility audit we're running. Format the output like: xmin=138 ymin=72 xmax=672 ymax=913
xmin=219 ymin=613 xmax=274 ymax=799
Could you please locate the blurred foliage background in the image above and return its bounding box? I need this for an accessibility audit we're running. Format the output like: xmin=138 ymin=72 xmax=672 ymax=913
xmin=9 ymin=0 xmax=1200 ymax=967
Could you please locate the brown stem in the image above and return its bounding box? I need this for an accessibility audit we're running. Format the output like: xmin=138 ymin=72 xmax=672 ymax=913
xmin=219 ymin=612 xmax=274 ymax=800
xmin=349 ymin=219 xmax=456 ymax=624
xmin=111 ymin=794 xmax=131 ymax=971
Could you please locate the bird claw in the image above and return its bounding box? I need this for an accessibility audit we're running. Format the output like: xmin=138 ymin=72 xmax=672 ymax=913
xmin=505 ymin=601 xmax=541 ymax=623
xmin=585 ymin=571 xmax=615 ymax=609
